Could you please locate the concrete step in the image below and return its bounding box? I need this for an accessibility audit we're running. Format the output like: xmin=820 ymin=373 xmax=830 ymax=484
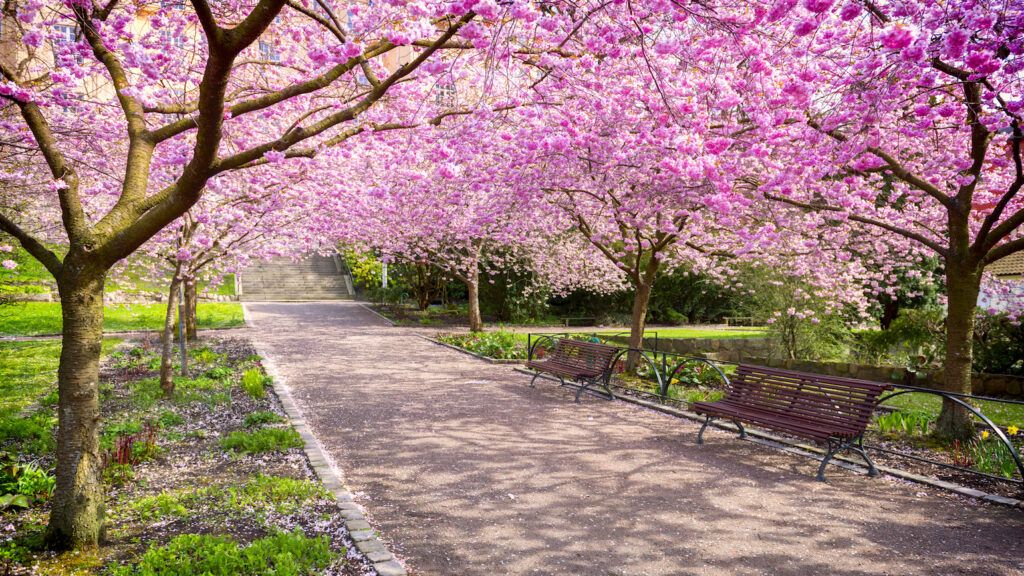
xmin=239 ymin=254 xmax=353 ymax=300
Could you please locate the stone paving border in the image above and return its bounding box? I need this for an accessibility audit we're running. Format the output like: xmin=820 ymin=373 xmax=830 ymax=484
xmin=519 ymin=369 xmax=1024 ymax=510
xmin=243 ymin=304 xmax=409 ymax=576
xmin=355 ymin=302 xmax=397 ymax=326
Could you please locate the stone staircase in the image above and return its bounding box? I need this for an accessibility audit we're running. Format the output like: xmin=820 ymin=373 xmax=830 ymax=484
xmin=238 ymin=254 xmax=354 ymax=301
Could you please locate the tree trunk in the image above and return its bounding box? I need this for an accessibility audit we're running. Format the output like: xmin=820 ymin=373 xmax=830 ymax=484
xmin=626 ymin=276 xmax=655 ymax=371
xmin=466 ymin=269 xmax=483 ymax=332
xmin=184 ymin=276 xmax=197 ymax=340
xmin=879 ymin=297 xmax=900 ymax=330
xmin=160 ymin=275 xmax=181 ymax=396
xmin=46 ymin=270 xmax=105 ymax=549
xmin=935 ymin=257 xmax=982 ymax=440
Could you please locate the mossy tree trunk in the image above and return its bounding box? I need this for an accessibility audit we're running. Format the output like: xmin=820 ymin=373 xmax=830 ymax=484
xmin=160 ymin=268 xmax=183 ymax=396
xmin=184 ymin=275 xmax=198 ymax=340
xmin=46 ymin=261 xmax=106 ymax=549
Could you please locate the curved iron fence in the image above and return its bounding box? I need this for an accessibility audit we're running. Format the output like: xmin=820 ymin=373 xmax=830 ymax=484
xmin=526 ymin=332 xmax=1024 ymax=492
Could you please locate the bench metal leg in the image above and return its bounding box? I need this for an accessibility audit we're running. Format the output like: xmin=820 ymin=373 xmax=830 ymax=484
xmin=816 ymin=439 xmax=840 ymax=482
xmin=574 ymin=379 xmax=586 ymax=403
xmin=818 ymin=436 xmax=879 ymax=481
xmin=573 ymin=376 xmax=614 ymax=403
xmin=528 ymin=372 xmax=541 ymax=388
xmin=851 ymin=436 xmax=878 ymax=477
xmin=733 ymin=420 xmax=746 ymax=439
xmin=697 ymin=416 xmax=716 ymax=445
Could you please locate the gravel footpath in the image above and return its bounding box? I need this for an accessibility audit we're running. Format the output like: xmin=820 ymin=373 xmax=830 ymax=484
xmin=245 ymin=301 xmax=1024 ymax=576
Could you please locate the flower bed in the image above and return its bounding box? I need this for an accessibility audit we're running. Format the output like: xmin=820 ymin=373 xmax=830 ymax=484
xmin=435 ymin=331 xmax=527 ymax=360
xmin=0 ymin=336 xmax=372 ymax=575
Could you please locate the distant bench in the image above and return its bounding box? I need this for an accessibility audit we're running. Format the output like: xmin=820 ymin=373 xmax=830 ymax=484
xmin=691 ymin=364 xmax=892 ymax=481
xmin=723 ymin=316 xmax=756 ymax=326
xmin=561 ymin=316 xmax=597 ymax=327
xmin=525 ymin=338 xmax=619 ymax=403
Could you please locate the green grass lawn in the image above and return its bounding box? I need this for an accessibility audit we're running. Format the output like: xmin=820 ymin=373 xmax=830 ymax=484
xmin=0 ymin=340 xmax=121 ymax=414
xmin=0 ymin=302 xmax=245 ymax=336
xmin=881 ymin=392 xmax=1024 ymax=429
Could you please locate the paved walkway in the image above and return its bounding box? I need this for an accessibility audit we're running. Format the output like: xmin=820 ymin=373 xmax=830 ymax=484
xmin=245 ymin=302 xmax=1023 ymax=576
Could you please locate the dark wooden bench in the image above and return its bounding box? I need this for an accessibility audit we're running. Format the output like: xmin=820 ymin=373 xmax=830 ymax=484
xmin=691 ymin=364 xmax=892 ymax=481
xmin=561 ymin=316 xmax=597 ymax=327
xmin=526 ymin=338 xmax=619 ymax=402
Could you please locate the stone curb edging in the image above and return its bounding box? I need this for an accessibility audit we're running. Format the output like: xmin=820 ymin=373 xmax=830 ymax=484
xmin=242 ymin=304 xmax=409 ymax=575
xmin=515 ymin=368 xmax=1024 ymax=511
xmin=418 ymin=335 xmax=523 ymax=364
xmin=355 ymin=302 xmax=397 ymax=326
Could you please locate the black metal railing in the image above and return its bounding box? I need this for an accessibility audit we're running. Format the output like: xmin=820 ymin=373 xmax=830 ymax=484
xmin=526 ymin=333 xmax=1024 ymax=492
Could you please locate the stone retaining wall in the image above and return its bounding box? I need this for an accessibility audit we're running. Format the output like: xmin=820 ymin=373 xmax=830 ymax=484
xmin=744 ymin=356 xmax=1024 ymax=398
xmin=603 ymin=335 xmax=771 ymax=362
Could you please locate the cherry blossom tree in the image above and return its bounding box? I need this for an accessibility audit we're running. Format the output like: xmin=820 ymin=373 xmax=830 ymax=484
xmin=144 ymin=166 xmax=330 ymax=392
xmin=756 ymin=0 xmax=1024 ymax=439
xmin=336 ymin=121 xmax=546 ymax=331
xmin=0 ymin=0 xmax=589 ymax=548
xmin=506 ymin=28 xmax=764 ymax=357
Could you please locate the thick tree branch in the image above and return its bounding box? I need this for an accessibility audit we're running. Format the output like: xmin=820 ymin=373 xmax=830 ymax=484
xmin=0 ymin=62 xmax=89 ymax=243
xmin=807 ymin=119 xmax=956 ymax=211
xmin=764 ymin=193 xmax=948 ymax=256
xmin=0 ymin=212 xmax=62 ymax=275
xmin=985 ymin=237 xmax=1024 ymax=265
xmin=209 ymin=12 xmax=475 ymax=173
xmin=977 ymin=123 xmax=1024 ymax=251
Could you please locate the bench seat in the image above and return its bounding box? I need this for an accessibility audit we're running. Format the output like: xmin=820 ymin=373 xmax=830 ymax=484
xmin=692 ymin=364 xmax=891 ymax=480
xmin=525 ymin=338 xmax=619 ymax=402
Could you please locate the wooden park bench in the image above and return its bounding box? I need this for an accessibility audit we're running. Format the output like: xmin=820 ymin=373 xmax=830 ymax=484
xmin=690 ymin=364 xmax=892 ymax=481
xmin=526 ymin=338 xmax=619 ymax=402
xmin=561 ymin=316 xmax=597 ymax=327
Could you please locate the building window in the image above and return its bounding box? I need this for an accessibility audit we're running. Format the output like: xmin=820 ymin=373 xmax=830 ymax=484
xmin=259 ymin=40 xmax=280 ymax=63
xmin=435 ymin=82 xmax=456 ymax=107
xmin=161 ymin=30 xmax=185 ymax=48
xmin=160 ymin=0 xmax=185 ymax=9
xmin=52 ymin=25 xmax=82 ymax=65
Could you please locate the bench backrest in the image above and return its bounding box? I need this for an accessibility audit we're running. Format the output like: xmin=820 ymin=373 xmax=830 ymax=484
xmin=549 ymin=338 xmax=620 ymax=377
xmin=728 ymin=364 xmax=892 ymax=432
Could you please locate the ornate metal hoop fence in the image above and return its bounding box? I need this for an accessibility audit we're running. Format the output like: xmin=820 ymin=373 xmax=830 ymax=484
xmin=526 ymin=332 xmax=1024 ymax=492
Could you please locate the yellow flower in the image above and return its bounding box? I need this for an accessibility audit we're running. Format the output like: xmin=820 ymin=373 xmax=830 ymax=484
xmin=1008 ymin=425 xmax=1020 ymax=436
xmin=981 ymin=430 xmax=990 ymax=440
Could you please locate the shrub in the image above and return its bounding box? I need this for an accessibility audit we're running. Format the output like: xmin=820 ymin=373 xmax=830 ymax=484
xmin=437 ymin=331 xmax=525 ymax=360
xmin=0 ymin=460 xmax=55 ymax=505
xmin=224 ymin=475 xmax=330 ymax=514
xmin=973 ymin=313 xmax=1024 ymax=376
xmin=190 ymin=346 xmax=226 ymax=365
xmin=243 ymin=411 xmax=285 ymax=428
xmin=108 ymin=530 xmax=336 ymax=576
xmin=204 ymin=366 xmax=234 ymax=380
xmin=241 ymin=369 xmax=267 ymax=400
xmin=157 ymin=410 xmax=185 ymax=428
xmin=220 ymin=428 xmax=302 ymax=454
xmin=132 ymin=492 xmax=189 ymax=521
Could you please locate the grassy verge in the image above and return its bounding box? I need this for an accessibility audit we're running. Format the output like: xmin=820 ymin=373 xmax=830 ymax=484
xmin=0 ymin=340 xmax=121 ymax=457
xmin=0 ymin=302 xmax=244 ymax=336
